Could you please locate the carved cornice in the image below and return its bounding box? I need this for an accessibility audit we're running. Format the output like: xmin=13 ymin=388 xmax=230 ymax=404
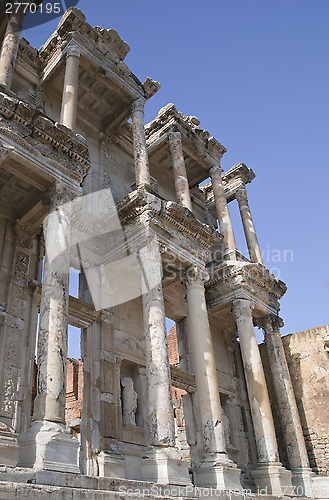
xmin=0 ymin=90 xmax=90 ymax=182
xmin=145 ymin=102 xmax=226 ymax=163
xmin=116 ymin=188 xmax=222 ymax=250
xmin=206 ymin=262 xmax=287 ymax=314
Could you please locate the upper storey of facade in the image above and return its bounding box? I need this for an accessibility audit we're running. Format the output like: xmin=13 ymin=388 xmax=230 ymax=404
xmin=0 ymin=6 xmax=286 ymax=319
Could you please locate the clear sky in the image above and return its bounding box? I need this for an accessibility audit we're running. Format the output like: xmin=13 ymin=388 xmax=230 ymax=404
xmin=21 ymin=0 xmax=329 ymax=354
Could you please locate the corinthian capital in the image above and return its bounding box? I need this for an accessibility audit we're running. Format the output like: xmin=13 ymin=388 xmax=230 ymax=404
xmin=257 ymin=314 xmax=284 ymax=336
xmin=209 ymin=165 xmax=223 ymax=178
xmin=184 ymin=264 xmax=209 ymax=289
xmin=65 ymin=43 xmax=81 ymax=58
xmin=235 ymin=186 xmax=248 ymax=206
xmin=232 ymin=299 xmax=253 ymax=319
xmin=168 ymin=131 xmax=182 ymax=145
xmin=131 ymin=98 xmax=145 ymax=114
xmin=42 ymin=181 xmax=77 ymax=211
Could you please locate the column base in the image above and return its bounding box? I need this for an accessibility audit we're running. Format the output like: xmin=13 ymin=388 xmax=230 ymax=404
xmin=142 ymin=446 xmax=191 ymax=485
xmin=291 ymin=467 xmax=314 ymax=497
xmin=98 ymin=450 xmax=126 ymax=479
xmin=193 ymin=453 xmax=242 ymax=491
xmin=251 ymin=462 xmax=295 ymax=497
xmin=18 ymin=420 xmax=79 ymax=473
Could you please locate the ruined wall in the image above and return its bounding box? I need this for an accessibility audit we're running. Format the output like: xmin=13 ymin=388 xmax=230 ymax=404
xmin=261 ymin=324 xmax=329 ymax=475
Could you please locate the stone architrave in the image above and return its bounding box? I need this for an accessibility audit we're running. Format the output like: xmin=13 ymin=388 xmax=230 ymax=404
xmin=232 ymin=299 xmax=293 ymax=496
xmin=0 ymin=6 xmax=26 ymax=88
xmin=131 ymin=98 xmax=151 ymax=187
xmin=184 ymin=265 xmax=241 ymax=490
xmin=235 ymin=186 xmax=263 ymax=264
xmin=18 ymin=182 xmax=79 ymax=473
xmin=261 ymin=314 xmax=314 ymax=497
xmin=60 ymin=43 xmax=81 ymax=131
xmin=168 ymin=131 xmax=192 ymax=211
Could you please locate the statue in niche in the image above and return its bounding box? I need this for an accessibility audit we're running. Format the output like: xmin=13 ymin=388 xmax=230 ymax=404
xmin=222 ymin=410 xmax=231 ymax=447
xmin=121 ymin=377 xmax=138 ymax=426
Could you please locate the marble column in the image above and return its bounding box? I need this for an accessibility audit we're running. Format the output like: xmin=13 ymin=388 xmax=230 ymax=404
xmin=261 ymin=314 xmax=313 ymax=497
xmin=235 ymin=186 xmax=263 ymax=264
xmin=139 ymin=239 xmax=190 ymax=485
xmin=168 ymin=131 xmax=192 ymax=211
xmin=209 ymin=165 xmax=236 ymax=256
xmin=18 ymin=182 xmax=79 ymax=473
xmin=131 ymin=98 xmax=151 ymax=187
xmin=0 ymin=6 xmax=26 ymax=88
xmin=232 ymin=299 xmax=292 ymax=495
xmin=60 ymin=44 xmax=80 ymax=131
xmin=185 ymin=265 xmax=241 ymax=490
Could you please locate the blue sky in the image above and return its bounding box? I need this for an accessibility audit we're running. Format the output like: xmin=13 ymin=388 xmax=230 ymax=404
xmin=22 ymin=1 xmax=329 ymax=354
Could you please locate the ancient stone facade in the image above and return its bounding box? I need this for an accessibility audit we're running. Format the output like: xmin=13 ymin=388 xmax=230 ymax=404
xmin=0 ymin=5 xmax=327 ymax=499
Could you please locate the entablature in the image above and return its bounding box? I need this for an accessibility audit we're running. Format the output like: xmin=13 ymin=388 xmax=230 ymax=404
xmin=146 ymin=103 xmax=226 ymax=188
xmin=0 ymin=89 xmax=90 ymax=188
xmin=206 ymin=261 xmax=287 ymax=319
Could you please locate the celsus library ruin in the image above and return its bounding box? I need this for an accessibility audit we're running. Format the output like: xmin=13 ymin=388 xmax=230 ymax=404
xmin=0 ymin=4 xmax=328 ymax=499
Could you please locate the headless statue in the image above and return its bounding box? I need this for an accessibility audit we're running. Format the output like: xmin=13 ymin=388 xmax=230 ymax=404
xmin=121 ymin=377 xmax=138 ymax=425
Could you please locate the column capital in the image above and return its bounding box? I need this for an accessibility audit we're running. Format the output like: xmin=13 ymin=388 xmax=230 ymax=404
xmin=209 ymin=165 xmax=224 ymax=177
xmin=232 ymin=298 xmax=253 ymax=319
xmin=257 ymin=314 xmax=284 ymax=336
xmin=235 ymin=185 xmax=248 ymax=205
xmin=131 ymin=98 xmax=145 ymax=114
xmin=184 ymin=264 xmax=209 ymax=289
xmin=65 ymin=43 xmax=81 ymax=59
xmin=42 ymin=181 xmax=77 ymax=211
xmin=168 ymin=130 xmax=182 ymax=144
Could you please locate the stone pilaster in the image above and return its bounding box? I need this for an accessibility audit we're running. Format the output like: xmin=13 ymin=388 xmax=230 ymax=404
xmin=131 ymin=98 xmax=151 ymax=187
xmin=235 ymin=186 xmax=263 ymax=264
xmin=140 ymin=239 xmax=190 ymax=485
xmin=232 ymin=299 xmax=292 ymax=495
xmin=0 ymin=6 xmax=26 ymax=88
xmin=168 ymin=132 xmax=192 ymax=211
xmin=0 ymin=223 xmax=38 ymax=465
xmin=184 ymin=265 xmax=241 ymax=490
xmin=60 ymin=44 xmax=81 ymax=131
xmin=18 ymin=182 xmax=79 ymax=473
xmin=261 ymin=314 xmax=314 ymax=497
xmin=209 ymin=165 xmax=236 ymax=257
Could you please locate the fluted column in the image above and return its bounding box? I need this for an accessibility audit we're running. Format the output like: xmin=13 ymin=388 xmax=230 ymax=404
xmin=140 ymin=239 xmax=190 ymax=484
xmin=131 ymin=98 xmax=151 ymax=187
xmin=168 ymin=131 xmax=192 ymax=211
xmin=18 ymin=182 xmax=79 ymax=472
xmin=185 ymin=265 xmax=241 ymax=489
xmin=60 ymin=44 xmax=81 ymax=131
xmin=235 ymin=186 xmax=262 ymax=264
xmin=209 ymin=165 xmax=236 ymax=255
xmin=261 ymin=315 xmax=313 ymax=497
xmin=0 ymin=6 xmax=26 ymax=88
